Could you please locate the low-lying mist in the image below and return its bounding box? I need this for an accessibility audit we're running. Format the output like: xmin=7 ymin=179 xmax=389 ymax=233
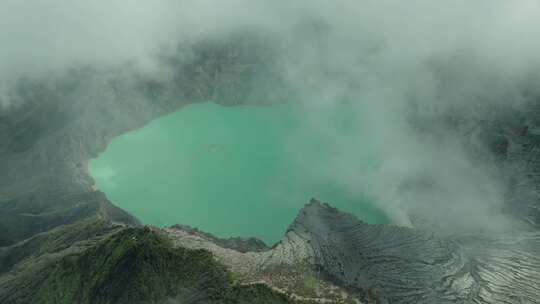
xmin=2 ymin=0 xmax=540 ymax=233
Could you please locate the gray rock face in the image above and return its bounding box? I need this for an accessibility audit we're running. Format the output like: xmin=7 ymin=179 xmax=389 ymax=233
xmin=293 ymin=201 xmax=540 ymax=303
xmin=290 ymin=200 xmax=464 ymax=303
xmin=168 ymin=199 xmax=540 ymax=303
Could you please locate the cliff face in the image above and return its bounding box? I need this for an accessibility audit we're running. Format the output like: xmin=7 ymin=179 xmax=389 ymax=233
xmin=1 ymin=32 xmax=540 ymax=303
xmin=167 ymin=199 xmax=540 ymax=303
xmin=295 ymin=202 xmax=540 ymax=303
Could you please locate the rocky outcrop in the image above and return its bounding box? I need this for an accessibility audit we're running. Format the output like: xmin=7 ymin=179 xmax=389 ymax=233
xmin=295 ymin=201 xmax=540 ymax=303
xmin=167 ymin=199 xmax=540 ymax=303
xmin=166 ymin=208 xmax=359 ymax=303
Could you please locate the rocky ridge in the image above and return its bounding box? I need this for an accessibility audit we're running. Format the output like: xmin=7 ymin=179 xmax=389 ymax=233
xmin=167 ymin=199 xmax=540 ymax=303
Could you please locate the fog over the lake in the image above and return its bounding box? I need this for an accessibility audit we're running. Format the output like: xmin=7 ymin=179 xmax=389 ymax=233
xmin=2 ymin=0 xmax=540 ymax=232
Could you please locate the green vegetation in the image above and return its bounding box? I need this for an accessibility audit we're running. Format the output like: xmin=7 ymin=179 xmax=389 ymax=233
xmin=303 ymin=276 xmax=318 ymax=292
xmin=225 ymin=284 xmax=305 ymax=304
xmin=1 ymin=227 xmax=309 ymax=304
xmin=0 ymin=216 xmax=117 ymax=274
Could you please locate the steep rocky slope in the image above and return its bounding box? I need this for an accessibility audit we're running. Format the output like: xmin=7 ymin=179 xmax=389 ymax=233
xmin=167 ymin=199 xmax=540 ymax=303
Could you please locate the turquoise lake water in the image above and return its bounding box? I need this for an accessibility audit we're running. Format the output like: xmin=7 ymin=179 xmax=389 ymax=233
xmin=89 ymin=102 xmax=388 ymax=245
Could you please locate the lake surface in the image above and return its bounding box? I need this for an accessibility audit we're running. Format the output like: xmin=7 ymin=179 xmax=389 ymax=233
xmin=89 ymin=102 xmax=388 ymax=245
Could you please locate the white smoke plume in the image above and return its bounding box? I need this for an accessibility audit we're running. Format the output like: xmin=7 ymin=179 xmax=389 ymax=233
xmin=2 ymin=0 xmax=540 ymax=232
